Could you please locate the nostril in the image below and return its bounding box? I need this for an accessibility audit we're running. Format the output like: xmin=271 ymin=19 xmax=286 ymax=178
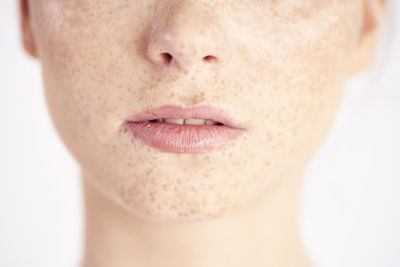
xmin=203 ymin=55 xmax=218 ymax=63
xmin=158 ymin=53 xmax=218 ymax=67
xmin=161 ymin=52 xmax=173 ymax=65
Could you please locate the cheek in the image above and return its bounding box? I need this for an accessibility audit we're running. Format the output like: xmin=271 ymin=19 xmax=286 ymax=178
xmin=242 ymin=4 xmax=360 ymax=167
xmin=32 ymin=1 xmax=134 ymax=141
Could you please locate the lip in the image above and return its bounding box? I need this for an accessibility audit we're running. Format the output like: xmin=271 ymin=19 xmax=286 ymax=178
xmin=122 ymin=104 xmax=245 ymax=153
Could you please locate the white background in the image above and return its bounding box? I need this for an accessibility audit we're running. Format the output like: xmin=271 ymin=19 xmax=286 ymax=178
xmin=1 ymin=1 xmax=399 ymax=267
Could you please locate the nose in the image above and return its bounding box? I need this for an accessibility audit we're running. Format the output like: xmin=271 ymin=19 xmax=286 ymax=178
xmin=145 ymin=2 xmax=228 ymax=73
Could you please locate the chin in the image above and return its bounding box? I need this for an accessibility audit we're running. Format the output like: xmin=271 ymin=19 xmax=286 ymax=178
xmin=109 ymin=176 xmax=253 ymax=224
xmin=116 ymin=195 xmax=228 ymax=223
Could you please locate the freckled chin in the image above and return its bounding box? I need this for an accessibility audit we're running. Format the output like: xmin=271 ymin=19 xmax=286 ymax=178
xmin=115 ymin=177 xmax=238 ymax=223
xmin=82 ymin=160 xmax=251 ymax=223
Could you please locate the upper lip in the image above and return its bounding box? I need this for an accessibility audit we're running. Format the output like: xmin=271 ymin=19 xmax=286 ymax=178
xmin=126 ymin=104 xmax=245 ymax=129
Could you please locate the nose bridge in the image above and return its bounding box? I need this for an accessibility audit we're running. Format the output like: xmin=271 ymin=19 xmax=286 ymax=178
xmin=146 ymin=1 xmax=227 ymax=73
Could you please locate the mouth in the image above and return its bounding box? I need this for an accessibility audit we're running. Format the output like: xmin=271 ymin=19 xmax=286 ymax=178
xmin=126 ymin=104 xmax=244 ymax=129
xmin=147 ymin=118 xmax=224 ymax=126
xmin=122 ymin=105 xmax=245 ymax=153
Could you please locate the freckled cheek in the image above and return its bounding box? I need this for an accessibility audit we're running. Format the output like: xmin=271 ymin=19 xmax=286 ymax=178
xmin=70 ymin=91 xmax=92 ymax=129
xmin=41 ymin=59 xmax=103 ymax=150
xmin=38 ymin=34 xmax=109 ymax=129
xmin=252 ymin=64 xmax=341 ymax=157
xmin=38 ymin=29 xmax=85 ymax=76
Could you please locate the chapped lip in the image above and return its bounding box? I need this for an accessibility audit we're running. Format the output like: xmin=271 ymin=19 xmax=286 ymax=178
xmin=125 ymin=104 xmax=245 ymax=130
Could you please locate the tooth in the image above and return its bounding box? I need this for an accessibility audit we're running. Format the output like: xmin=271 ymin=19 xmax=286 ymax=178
xmin=184 ymin=119 xmax=206 ymax=125
xmin=205 ymin=120 xmax=218 ymax=125
xmin=158 ymin=118 xmax=219 ymax=125
xmin=164 ymin=118 xmax=184 ymax=125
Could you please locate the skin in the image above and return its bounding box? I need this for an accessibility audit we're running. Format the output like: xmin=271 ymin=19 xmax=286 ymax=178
xmin=20 ymin=0 xmax=388 ymax=266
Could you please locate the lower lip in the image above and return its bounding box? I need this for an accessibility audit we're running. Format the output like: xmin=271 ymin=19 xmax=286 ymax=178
xmin=123 ymin=121 xmax=244 ymax=153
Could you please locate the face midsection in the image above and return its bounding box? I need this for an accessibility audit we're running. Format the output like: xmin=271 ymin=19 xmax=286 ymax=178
xmin=33 ymin=0 xmax=361 ymax=221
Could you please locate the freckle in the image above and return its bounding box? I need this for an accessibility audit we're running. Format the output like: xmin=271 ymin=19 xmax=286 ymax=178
xmin=145 ymin=168 xmax=153 ymax=176
xmin=203 ymin=173 xmax=209 ymax=178
xmin=204 ymin=156 xmax=210 ymax=160
xmin=170 ymin=92 xmax=175 ymax=97
xmin=264 ymin=161 xmax=271 ymax=166
xmin=120 ymin=127 xmax=128 ymax=134
xmin=266 ymin=131 xmax=275 ymax=141
xmin=189 ymin=185 xmax=197 ymax=192
xmin=162 ymin=183 xmax=166 ymax=190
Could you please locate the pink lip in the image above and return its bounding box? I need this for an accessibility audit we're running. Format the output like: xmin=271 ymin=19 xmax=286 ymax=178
xmin=122 ymin=105 xmax=245 ymax=153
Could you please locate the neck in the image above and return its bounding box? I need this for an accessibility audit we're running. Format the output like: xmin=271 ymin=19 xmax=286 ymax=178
xmin=80 ymin=170 xmax=313 ymax=267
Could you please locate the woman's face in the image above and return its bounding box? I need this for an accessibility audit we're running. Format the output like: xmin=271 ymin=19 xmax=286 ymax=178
xmin=27 ymin=0 xmax=364 ymax=222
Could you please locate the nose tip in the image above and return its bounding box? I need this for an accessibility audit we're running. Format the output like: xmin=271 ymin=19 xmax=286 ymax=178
xmin=145 ymin=8 xmax=225 ymax=73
